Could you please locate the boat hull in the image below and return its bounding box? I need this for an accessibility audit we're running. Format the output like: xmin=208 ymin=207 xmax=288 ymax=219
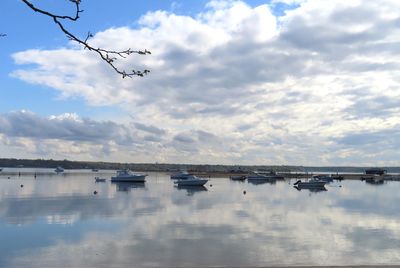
xmin=230 ymin=175 xmax=246 ymax=181
xmin=111 ymin=175 xmax=146 ymax=182
xmin=175 ymin=179 xmax=208 ymax=186
xmin=171 ymin=174 xmax=190 ymax=180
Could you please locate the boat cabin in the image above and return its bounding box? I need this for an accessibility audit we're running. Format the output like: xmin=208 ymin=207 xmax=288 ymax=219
xmin=365 ymin=168 xmax=386 ymax=175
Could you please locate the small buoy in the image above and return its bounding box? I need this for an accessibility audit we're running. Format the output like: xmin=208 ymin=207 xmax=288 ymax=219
xmin=210 ymin=184 xmax=212 ymax=187
xmin=20 ymin=184 xmax=24 ymax=188
xmin=243 ymin=190 xmax=246 ymax=195
xmin=93 ymin=191 xmax=98 ymax=195
xmin=8 ymin=177 xmax=10 ymax=179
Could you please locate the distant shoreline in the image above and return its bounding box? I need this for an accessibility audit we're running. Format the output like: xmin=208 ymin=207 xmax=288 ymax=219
xmin=1 ymin=157 xmax=400 ymax=174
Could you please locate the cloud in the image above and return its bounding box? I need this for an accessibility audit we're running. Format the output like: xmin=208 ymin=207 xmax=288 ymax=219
xmin=0 ymin=110 xmax=134 ymax=144
xmin=7 ymin=0 xmax=400 ymax=165
xmin=134 ymin=122 xmax=166 ymax=135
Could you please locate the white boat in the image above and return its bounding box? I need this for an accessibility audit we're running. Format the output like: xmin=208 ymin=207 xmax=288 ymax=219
xmin=170 ymin=171 xmax=191 ymax=180
xmin=258 ymin=171 xmax=285 ymax=180
xmin=95 ymin=177 xmax=106 ymax=182
xmin=247 ymin=172 xmax=277 ymax=181
xmin=174 ymin=175 xmax=208 ymax=186
xmin=54 ymin=166 xmax=64 ymax=173
xmin=111 ymin=169 xmax=147 ymax=182
xmin=293 ymin=178 xmax=326 ymax=188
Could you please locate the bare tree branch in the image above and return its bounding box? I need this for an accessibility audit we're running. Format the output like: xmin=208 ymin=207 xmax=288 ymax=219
xmin=20 ymin=0 xmax=151 ymax=78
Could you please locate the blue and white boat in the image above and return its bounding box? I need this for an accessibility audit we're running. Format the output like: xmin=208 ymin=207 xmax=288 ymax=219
xmin=174 ymin=175 xmax=208 ymax=186
xmin=111 ymin=169 xmax=147 ymax=182
xmin=230 ymin=175 xmax=246 ymax=181
xmin=247 ymin=171 xmax=278 ymax=181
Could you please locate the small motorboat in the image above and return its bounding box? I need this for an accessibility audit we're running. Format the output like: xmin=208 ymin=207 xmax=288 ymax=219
xmin=92 ymin=168 xmax=99 ymax=172
xmin=257 ymin=170 xmax=285 ymax=180
xmin=230 ymin=175 xmax=246 ymax=181
xmin=111 ymin=169 xmax=147 ymax=182
xmin=174 ymin=175 xmax=208 ymax=186
xmin=95 ymin=177 xmax=106 ymax=182
xmin=247 ymin=172 xmax=277 ymax=183
xmin=54 ymin=166 xmax=64 ymax=173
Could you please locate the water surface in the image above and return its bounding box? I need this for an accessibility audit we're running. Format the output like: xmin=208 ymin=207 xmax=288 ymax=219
xmin=1 ymin=169 xmax=400 ymax=267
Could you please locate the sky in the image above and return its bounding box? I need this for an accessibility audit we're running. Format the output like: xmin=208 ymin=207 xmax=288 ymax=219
xmin=0 ymin=0 xmax=400 ymax=166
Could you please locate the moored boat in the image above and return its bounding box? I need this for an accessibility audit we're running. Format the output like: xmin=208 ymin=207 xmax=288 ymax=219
xmin=111 ymin=169 xmax=147 ymax=182
xmin=257 ymin=170 xmax=285 ymax=180
xmin=174 ymin=175 xmax=208 ymax=186
xmin=54 ymin=166 xmax=64 ymax=173
xmin=365 ymin=168 xmax=386 ymax=175
xmin=247 ymin=172 xmax=277 ymax=181
xmin=230 ymin=175 xmax=246 ymax=181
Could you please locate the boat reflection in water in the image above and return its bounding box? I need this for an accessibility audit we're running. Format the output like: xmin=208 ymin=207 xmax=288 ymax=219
xmin=247 ymin=178 xmax=276 ymax=185
xmin=294 ymin=185 xmax=327 ymax=192
xmin=365 ymin=177 xmax=385 ymax=185
xmin=112 ymin=181 xmax=146 ymax=192
xmin=292 ymin=178 xmax=327 ymax=192
xmin=175 ymin=185 xmax=208 ymax=196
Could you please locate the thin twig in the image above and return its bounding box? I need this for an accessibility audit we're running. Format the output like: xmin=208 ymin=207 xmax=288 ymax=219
xmin=20 ymin=0 xmax=150 ymax=78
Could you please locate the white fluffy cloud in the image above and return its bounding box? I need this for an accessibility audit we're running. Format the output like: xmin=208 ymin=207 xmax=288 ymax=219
xmin=8 ymin=0 xmax=400 ymax=165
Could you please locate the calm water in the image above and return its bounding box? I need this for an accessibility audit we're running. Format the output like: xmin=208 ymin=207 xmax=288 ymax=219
xmin=1 ymin=169 xmax=400 ymax=267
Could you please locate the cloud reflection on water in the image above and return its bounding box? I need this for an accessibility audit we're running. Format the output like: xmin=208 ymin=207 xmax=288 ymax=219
xmin=1 ymin=174 xmax=400 ymax=267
